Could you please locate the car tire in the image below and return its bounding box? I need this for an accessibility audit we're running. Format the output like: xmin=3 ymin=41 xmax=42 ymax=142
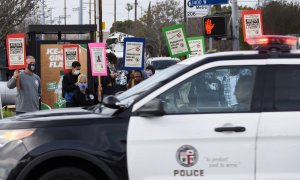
xmin=38 ymin=167 xmax=97 ymax=180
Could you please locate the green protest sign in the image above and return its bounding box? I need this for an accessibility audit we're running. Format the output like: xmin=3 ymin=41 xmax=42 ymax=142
xmin=187 ymin=36 xmax=206 ymax=57
xmin=162 ymin=24 xmax=190 ymax=58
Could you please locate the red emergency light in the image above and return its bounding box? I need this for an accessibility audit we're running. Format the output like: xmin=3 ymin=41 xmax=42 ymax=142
xmin=246 ymin=35 xmax=298 ymax=46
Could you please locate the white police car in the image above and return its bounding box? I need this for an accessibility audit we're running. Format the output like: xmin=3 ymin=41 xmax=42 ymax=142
xmin=126 ymin=35 xmax=300 ymax=180
xmin=0 ymin=35 xmax=299 ymax=180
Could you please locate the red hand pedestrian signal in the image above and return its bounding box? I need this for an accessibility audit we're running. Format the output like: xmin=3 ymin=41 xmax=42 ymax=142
xmin=203 ymin=16 xmax=227 ymax=37
xmin=205 ymin=19 xmax=215 ymax=35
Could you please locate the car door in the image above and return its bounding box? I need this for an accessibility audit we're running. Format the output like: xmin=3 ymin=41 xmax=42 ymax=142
xmin=257 ymin=63 xmax=300 ymax=180
xmin=128 ymin=60 xmax=264 ymax=180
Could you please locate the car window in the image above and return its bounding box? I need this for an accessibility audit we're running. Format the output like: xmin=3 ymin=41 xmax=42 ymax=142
xmin=117 ymin=64 xmax=186 ymax=102
xmin=158 ymin=66 xmax=257 ymax=114
xmin=273 ymin=66 xmax=300 ymax=111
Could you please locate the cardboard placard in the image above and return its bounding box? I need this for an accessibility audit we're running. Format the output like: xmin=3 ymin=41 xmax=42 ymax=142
xmin=88 ymin=43 xmax=107 ymax=76
xmin=6 ymin=33 xmax=26 ymax=70
xmin=187 ymin=36 xmax=206 ymax=57
xmin=123 ymin=38 xmax=145 ymax=71
xmin=242 ymin=10 xmax=264 ymax=42
xmin=63 ymin=44 xmax=80 ymax=73
xmin=162 ymin=24 xmax=190 ymax=58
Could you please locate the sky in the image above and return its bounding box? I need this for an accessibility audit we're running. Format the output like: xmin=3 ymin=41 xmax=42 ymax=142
xmin=43 ymin=0 xmax=163 ymax=32
xmin=42 ymin=0 xmax=258 ymax=32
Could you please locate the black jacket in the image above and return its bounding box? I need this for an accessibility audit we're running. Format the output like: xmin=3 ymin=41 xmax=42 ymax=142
xmin=70 ymin=88 xmax=98 ymax=107
xmin=62 ymin=72 xmax=79 ymax=98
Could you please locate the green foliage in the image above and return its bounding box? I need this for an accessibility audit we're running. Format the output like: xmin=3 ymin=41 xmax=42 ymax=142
xmin=262 ymin=1 xmax=300 ymax=35
xmin=110 ymin=20 xmax=135 ymax=34
xmin=1 ymin=109 xmax=15 ymax=118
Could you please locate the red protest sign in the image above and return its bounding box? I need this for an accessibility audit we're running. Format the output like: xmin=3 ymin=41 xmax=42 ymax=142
xmin=6 ymin=33 xmax=26 ymax=70
xmin=242 ymin=10 xmax=264 ymax=42
xmin=62 ymin=44 xmax=80 ymax=73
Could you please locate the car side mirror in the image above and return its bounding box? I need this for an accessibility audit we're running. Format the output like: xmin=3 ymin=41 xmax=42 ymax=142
xmin=134 ymin=98 xmax=165 ymax=117
xmin=103 ymin=95 xmax=123 ymax=109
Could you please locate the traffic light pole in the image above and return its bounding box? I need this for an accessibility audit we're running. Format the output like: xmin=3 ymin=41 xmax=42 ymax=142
xmin=207 ymin=5 xmax=213 ymax=51
xmin=231 ymin=0 xmax=240 ymax=50
xmin=98 ymin=0 xmax=103 ymax=42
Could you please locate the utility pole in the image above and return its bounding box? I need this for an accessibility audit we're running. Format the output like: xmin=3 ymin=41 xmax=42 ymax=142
xmin=99 ymin=0 xmax=103 ymax=42
xmin=48 ymin=8 xmax=53 ymax=25
xmin=64 ymin=0 xmax=67 ymax=25
xmin=134 ymin=0 xmax=138 ymax=22
xmin=184 ymin=0 xmax=187 ymax=23
xmin=231 ymin=0 xmax=240 ymax=50
xmin=208 ymin=5 xmax=213 ymax=51
xmin=94 ymin=0 xmax=96 ymax=24
xmin=89 ymin=0 xmax=91 ymax=24
xmin=114 ymin=0 xmax=116 ymax=32
xmin=79 ymin=0 xmax=83 ymax=24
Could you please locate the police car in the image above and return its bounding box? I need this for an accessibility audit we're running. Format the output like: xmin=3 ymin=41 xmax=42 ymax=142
xmin=1 ymin=35 xmax=300 ymax=180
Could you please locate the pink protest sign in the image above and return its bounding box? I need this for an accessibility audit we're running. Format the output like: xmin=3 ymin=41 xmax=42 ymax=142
xmin=88 ymin=43 xmax=107 ymax=76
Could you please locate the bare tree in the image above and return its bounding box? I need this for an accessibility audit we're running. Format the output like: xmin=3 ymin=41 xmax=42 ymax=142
xmin=138 ymin=0 xmax=183 ymax=56
xmin=0 ymin=0 xmax=39 ymax=47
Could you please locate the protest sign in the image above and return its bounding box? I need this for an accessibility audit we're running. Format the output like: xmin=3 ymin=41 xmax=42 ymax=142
xmin=123 ymin=38 xmax=145 ymax=71
xmin=6 ymin=33 xmax=26 ymax=70
xmin=162 ymin=24 xmax=190 ymax=58
xmin=88 ymin=43 xmax=107 ymax=76
xmin=187 ymin=36 xmax=205 ymax=57
xmin=242 ymin=10 xmax=264 ymax=42
xmin=63 ymin=44 xmax=80 ymax=72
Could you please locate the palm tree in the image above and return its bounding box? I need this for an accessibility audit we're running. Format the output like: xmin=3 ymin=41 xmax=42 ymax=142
xmin=125 ymin=3 xmax=133 ymax=20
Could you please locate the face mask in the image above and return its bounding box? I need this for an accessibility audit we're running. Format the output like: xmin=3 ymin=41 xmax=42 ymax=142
xmin=79 ymin=83 xmax=87 ymax=90
xmin=28 ymin=64 xmax=35 ymax=72
xmin=73 ymin=70 xmax=80 ymax=75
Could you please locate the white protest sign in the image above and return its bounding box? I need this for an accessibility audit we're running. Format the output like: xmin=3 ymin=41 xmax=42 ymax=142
xmin=242 ymin=10 xmax=263 ymax=42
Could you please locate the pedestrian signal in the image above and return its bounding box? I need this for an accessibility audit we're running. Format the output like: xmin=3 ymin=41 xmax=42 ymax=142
xmin=203 ymin=16 xmax=227 ymax=37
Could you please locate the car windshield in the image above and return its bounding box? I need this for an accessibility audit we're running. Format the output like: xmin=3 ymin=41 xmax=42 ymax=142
xmin=152 ymin=60 xmax=178 ymax=69
xmin=116 ymin=64 xmax=186 ymax=103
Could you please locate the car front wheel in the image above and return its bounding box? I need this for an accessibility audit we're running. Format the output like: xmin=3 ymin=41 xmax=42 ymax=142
xmin=38 ymin=167 xmax=97 ymax=180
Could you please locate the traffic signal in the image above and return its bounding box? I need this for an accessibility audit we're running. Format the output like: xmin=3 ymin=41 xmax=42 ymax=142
xmin=203 ymin=16 xmax=227 ymax=37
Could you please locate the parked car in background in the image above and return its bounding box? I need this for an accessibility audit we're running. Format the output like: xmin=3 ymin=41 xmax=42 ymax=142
xmin=146 ymin=57 xmax=180 ymax=72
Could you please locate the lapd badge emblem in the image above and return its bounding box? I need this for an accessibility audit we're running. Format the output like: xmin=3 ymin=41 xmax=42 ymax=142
xmin=176 ymin=145 xmax=198 ymax=167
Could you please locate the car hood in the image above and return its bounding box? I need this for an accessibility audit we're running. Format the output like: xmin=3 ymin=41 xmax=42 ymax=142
xmin=0 ymin=107 xmax=111 ymax=130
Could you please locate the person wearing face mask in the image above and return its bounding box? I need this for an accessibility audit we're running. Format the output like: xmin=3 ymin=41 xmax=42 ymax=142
xmin=70 ymin=74 xmax=98 ymax=107
xmin=62 ymin=61 xmax=81 ymax=107
xmin=7 ymin=56 xmax=41 ymax=115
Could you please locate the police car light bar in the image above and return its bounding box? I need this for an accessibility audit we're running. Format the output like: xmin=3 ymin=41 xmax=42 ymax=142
xmin=246 ymin=35 xmax=298 ymax=46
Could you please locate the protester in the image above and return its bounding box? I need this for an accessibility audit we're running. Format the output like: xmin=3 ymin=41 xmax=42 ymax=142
xmin=100 ymin=52 xmax=128 ymax=98
xmin=101 ymin=52 xmax=118 ymax=98
xmin=71 ymin=74 xmax=98 ymax=107
xmin=127 ymin=70 xmax=144 ymax=89
xmin=62 ymin=61 xmax=81 ymax=107
xmin=145 ymin=65 xmax=155 ymax=78
xmin=7 ymin=56 xmax=41 ymax=115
